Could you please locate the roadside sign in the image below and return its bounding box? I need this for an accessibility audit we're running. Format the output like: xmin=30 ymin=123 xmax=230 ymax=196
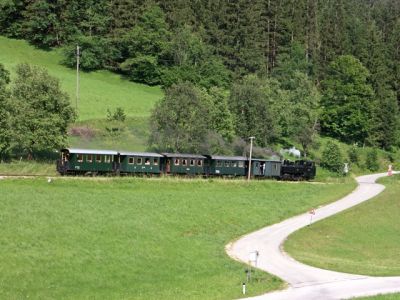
xmin=309 ymin=208 xmax=315 ymax=225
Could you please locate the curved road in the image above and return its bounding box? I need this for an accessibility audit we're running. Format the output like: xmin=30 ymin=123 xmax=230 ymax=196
xmin=226 ymin=172 xmax=400 ymax=299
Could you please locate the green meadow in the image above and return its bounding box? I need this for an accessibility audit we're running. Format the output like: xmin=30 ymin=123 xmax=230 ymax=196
xmin=285 ymin=175 xmax=400 ymax=276
xmin=0 ymin=178 xmax=355 ymax=299
xmin=0 ymin=36 xmax=163 ymax=121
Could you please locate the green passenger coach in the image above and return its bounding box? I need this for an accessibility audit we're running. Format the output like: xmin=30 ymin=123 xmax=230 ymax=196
xmin=205 ymin=155 xmax=247 ymax=176
xmin=119 ymin=152 xmax=163 ymax=174
xmin=58 ymin=148 xmax=118 ymax=175
xmin=162 ymin=153 xmax=206 ymax=175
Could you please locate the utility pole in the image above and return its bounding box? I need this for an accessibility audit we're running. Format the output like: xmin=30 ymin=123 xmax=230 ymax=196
xmin=247 ymin=136 xmax=255 ymax=181
xmin=76 ymin=45 xmax=80 ymax=116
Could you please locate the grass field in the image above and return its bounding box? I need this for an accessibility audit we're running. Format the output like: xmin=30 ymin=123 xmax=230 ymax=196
xmin=0 ymin=36 xmax=163 ymax=121
xmin=0 ymin=177 xmax=356 ymax=299
xmin=285 ymin=175 xmax=400 ymax=276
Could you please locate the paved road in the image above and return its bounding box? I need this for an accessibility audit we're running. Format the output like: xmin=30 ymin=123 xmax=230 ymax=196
xmin=226 ymin=172 xmax=400 ymax=299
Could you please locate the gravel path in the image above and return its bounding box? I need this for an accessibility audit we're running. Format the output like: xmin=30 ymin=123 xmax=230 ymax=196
xmin=226 ymin=172 xmax=400 ymax=299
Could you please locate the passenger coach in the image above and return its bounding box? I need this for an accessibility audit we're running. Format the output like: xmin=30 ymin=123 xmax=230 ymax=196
xmin=57 ymin=148 xmax=119 ymax=175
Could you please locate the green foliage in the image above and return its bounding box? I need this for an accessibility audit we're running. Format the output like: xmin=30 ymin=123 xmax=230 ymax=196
xmin=161 ymin=25 xmax=231 ymax=88
xmin=347 ymin=145 xmax=360 ymax=166
xmin=63 ymin=36 xmax=114 ymax=71
xmin=149 ymin=82 xmax=237 ymax=153
xmin=120 ymin=5 xmax=170 ymax=85
xmin=106 ymin=107 xmax=126 ymax=123
xmin=321 ymin=55 xmax=375 ymax=145
xmin=273 ymin=42 xmax=313 ymax=81
xmin=120 ymin=55 xmax=160 ymax=85
xmin=365 ymin=148 xmax=379 ymax=171
xmin=321 ymin=141 xmax=344 ymax=174
xmin=206 ymin=87 xmax=235 ymax=141
xmin=148 ymin=82 xmax=211 ymax=152
xmin=0 ymin=63 xmax=11 ymax=159
xmin=229 ymin=75 xmax=281 ymax=147
xmin=11 ymin=63 xmax=75 ymax=155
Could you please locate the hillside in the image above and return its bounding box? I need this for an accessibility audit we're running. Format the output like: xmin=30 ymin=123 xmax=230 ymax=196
xmin=0 ymin=36 xmax=163 ymax=121
xmin=0 ymin=36 xmax=163 ymax=150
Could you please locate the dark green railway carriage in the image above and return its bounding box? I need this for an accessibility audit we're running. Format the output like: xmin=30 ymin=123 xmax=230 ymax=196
xmin=162 ymin=153 xmax=206 ymax=175
xmin=206 ymin=155 xmax=247 ymax=176
xmin=119 ymin=151 xmax=163 ymax=174
xmin=57 ymin=148 xmax=119 ymax=174
xmin=251 ymin=159 xmax=282 ymax=178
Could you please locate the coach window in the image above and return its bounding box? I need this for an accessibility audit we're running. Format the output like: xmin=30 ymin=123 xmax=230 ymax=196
xmin=238 ymin=161 xmax=244 ymax=168
xmin=224 ymin=161 xmax=230 ymax=167
xmin=216 ymin=160 xmax=222 ymax=167
xmin=153 ymin=158 xmax=158 ymax=165
xmin=87 ymin=154 xmax=93 ymax=163
xmin=182 ymin=159 xmax=187 ymax=166
xmin=105 ymin=155 xmax=111 ymax=163
xmin=232 ymin=161 xmax=238 ymax=167
xmin=128 ymin=157 xmax=134 ymax=164
xmin=190 ymin=159 xmax=195 ymax=166
xmin=174 ymin=158 xmax=180 ymax=165
xmin=197 ymin=160 xmax=203 ymax=166
xmin=77 ymin=154 xmax=83 ymax=162
xmin=136 ymin=157 xmax=142 ymax=165
xmin=96 ymin=154 xmax=101 ymax=162
xmin=145 ymin=158 xmax=150 ymax=165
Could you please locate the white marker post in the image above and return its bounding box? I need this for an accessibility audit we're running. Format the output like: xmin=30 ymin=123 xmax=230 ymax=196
xmin=309 ymin=208 xmax=315 ymax=225
xmin=242 ymin=282 xmax=246 ymax=295
xmin=388 ymin=164 xmax=393 ymax=176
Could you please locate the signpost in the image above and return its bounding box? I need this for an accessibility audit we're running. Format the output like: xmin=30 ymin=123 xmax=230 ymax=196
xmin=249 ymin=250 xmax=259 ymax=267
xmin=309 ymin=208 xmax=315 ymax=225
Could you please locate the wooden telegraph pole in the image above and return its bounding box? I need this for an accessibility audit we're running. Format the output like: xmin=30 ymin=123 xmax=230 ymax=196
xmin=76 ymin=45 xmax=80 ymax=116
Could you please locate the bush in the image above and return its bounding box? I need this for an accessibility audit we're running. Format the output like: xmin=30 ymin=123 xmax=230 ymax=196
xmin=365 ymin=148 xmax=379 ymax=171
xmin=321 ymin=141 xmax=344 ymax=174
xmin=63 ymin=36 xmax=112 ymax=71
xmin=120 ymin=55 xmax=161 ymax=85
xmin=347 ymin=145 xmax=359 ymax=166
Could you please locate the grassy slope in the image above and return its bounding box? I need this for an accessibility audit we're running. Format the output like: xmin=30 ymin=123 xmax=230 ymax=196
xmin=0 ymin=178 xmax=355 ymax=299
xmin=0 ymin=36 xmax=162 ymax=150
xmin=285 ymin=175 xmax=400 ymax=276
xmin=0 ymin=36 xmax=162 ymax=121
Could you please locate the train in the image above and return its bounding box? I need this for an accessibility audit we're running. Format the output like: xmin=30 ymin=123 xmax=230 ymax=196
xmin=56 ymin=148 xmax=316 ymax=180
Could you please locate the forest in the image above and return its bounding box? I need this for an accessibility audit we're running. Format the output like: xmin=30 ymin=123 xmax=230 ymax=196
xmin=0 ymin=0 xmax=399 ymax=164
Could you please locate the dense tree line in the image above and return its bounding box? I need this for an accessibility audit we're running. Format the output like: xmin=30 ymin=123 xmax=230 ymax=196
xmin=1 ymin=0 xmax=399 ymax=153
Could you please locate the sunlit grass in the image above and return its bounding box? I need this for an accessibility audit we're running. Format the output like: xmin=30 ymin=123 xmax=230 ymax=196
xmin=285 ymin=175 xmax=400 ymax=276
xmin=0 ymin=177 xmax=356 ymax=299
xmin=0 ymin=36 xmax=163 ymax=121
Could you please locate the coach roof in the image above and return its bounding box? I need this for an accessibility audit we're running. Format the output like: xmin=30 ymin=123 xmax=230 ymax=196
xmin=62 ymin=148 xmax=118 ymax=155
xmin=119 ymin=151 xmax=163 ymax=157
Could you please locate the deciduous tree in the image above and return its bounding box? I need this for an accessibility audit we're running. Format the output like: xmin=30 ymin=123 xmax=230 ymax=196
xmin=11 ymin=63 xmax=75 ymax=156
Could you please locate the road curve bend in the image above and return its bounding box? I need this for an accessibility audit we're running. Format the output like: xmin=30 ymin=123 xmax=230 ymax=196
xmin=226 ymin=172 xmax=400 ymax=300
